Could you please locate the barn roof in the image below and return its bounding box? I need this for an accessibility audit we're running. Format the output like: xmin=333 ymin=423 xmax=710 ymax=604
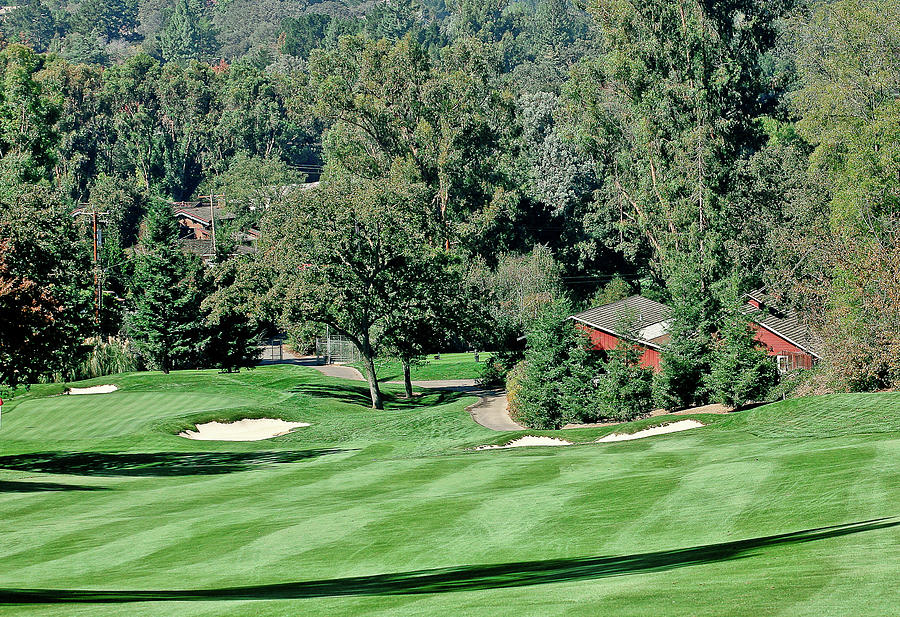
xmin=571 ymin=295 xmax=671 ymax=336
xmin=574 ymin=291 xmax=820 ymax=359
xmin=743 ymin=300 xmax=821 ymax=358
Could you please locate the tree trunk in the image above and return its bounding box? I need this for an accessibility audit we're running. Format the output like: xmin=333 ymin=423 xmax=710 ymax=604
xmin=360 ymin=350 xmax=384 ymax=410
xmin=402 ymin=359 xmax=413 ymax=398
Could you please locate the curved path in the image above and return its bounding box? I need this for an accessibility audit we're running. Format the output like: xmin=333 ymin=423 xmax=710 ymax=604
xmin=268 ymin=355 xmax=521 ymax=431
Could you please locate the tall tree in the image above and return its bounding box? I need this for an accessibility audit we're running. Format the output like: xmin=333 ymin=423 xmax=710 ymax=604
xmin=158 ymin=0 xmax=216 ymax=65
xmin=789 ymin=0 xmax=900 ymax=390
xmin=0 ymin=186 xmax=93 ymax=390
xmin=127 ymin=199 xmax=205 ymax=373
xmin=266 ymin=168 xmax=438 ymax=409
xmin=380 ymin=251 xmax=485 ymax=397
xmin=0 ymin=45 xmax=61 ymax=183
xmin=73 ymin=0 xmax=139 ymax=39
xmin=564 ymin=0 xmax=791 ymax=279
xmin=308 ymin=35 xmax=512 ymax=252
xmin=201 ymin=256 xmax=265 ymax=373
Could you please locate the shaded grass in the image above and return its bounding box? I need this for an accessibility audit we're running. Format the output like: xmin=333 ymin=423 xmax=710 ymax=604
xmin=0 ymin=449 xmax=346 ymax=477
xmin=2 ymin=517 xmax=895 ymax=603
xmin=352 ymin=352 xmax=494 ymax=382
xmin=0 ymin=480 xmax=109 ymax=493
xmin=0 ymin=368 xmax=898 ymax=617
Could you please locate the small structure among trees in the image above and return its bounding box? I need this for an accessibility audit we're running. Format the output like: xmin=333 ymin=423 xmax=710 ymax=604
xmin=571 ymin=293 xmax=819 ymax=375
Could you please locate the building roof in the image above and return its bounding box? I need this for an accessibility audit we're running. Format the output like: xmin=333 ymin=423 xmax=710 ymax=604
xmin=574 ymin=291 xmax=821 ymax=358
xmin=173 ymin=203 xmax=237 ymax=226
xmin=743 ymin=301 xmax=821 ymax=358
xmin=570 ymin=295 xmax=671 ymax=345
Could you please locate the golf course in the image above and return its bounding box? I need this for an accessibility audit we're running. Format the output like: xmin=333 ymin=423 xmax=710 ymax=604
xmin=0 ymin=364 xmax=898 ymax=616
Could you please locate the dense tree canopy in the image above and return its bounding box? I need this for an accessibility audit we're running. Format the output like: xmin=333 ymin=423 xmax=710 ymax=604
xmin=0 ymin=0 xmax=898 ymax=407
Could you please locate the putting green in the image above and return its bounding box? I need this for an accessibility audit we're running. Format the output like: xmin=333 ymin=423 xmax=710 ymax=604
xmin=0 ymin=365 xmax=897 ymax=616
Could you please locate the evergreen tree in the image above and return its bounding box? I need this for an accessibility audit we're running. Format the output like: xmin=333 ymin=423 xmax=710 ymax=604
xmin=73 ymin=0 xmax=139 ymax=40
xmin=158 ymin=0 xmax=215 ymax=65
xmin=654 ymin=260 xmax=716 ymax=410
xmin=708 ymin=284 xmax=779 ymax=408
xmin=201 ymin=256 xmax=265 ymax=373
xmin=596 ymin=313 xmax=654 ymax=421
xmin=515 ymin=299 xmax=602 ymax=429
xmin=127 ymin=200 xmax=205 ymax=373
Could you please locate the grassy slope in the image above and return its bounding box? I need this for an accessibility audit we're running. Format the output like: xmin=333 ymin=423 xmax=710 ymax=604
xmin=352 ymin=352 xmax=494 ymax=382
xmin=0 ymin=367 xmax=897 ymax=616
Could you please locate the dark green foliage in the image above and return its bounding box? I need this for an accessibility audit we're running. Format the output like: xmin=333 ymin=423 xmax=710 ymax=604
xmin=594 ymin=315 xmax=654 ymax=422
xmin=708 ymin=298 xmax=780 ymax=408
xmin=379 ymin=250 xmax=487 ymax=397
xmin=514 ymin=299 xmax=602 ymax=429
xmin=201 ymin=256 xmax=265 ymax=373
xmin=127 ymin=199 xmax=206 ymax=373
xmin=0 ymin=186 xmax=93 ymax=390
xmin=1 ymin=0 xmax=58 ymax=52
xmin=72 ymin=0 xmax=139 ymax=39
xmin=158 ymin=0 xmax=216 ymax=65
xmin=280 ymin=14 xmax=332 ymax=59
xmin=266 ymin=167 xmax=440 ymax=409
xmin=654 ymin=262 xmax=716 ymax=411
xmin=0 ymin=45 xmax=61 ymax=183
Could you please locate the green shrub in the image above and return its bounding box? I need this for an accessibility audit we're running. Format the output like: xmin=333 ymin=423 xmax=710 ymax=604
xmin=505 ymin=360 xmax=526 ymax=422
xmin=707 ymin=285 xmax=780 ymax=408
xmin=49 ymin=337 xmax=143 ymax=382
xmin=594 ymin=340 xmax=655 ymax=422
xmin=515 ymin=299 xmax=603 ymax=429
xmin=478 ymin=350 xmax=520 ymax=386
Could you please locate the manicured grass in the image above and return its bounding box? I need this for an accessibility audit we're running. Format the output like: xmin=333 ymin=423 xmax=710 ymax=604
xmin=353 ymin=352 xmax=494 ymax=382
xmin=0 ymin=366 xmax=898 ymax=616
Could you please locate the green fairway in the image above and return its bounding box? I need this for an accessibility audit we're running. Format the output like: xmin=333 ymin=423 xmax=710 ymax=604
xmin=0 ymin=366 xmax=898 ymax=616
xmin=353 ymin=352 xmax=494 ymax=382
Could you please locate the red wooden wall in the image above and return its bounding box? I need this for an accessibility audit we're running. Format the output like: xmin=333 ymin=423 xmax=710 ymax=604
xmin=576 ymin=321 xmax=814 ymax=373
xmin=752 ymin=324 xmax=815 ymax=369
xmin=576 ymin=324 xmax=663 ymax=371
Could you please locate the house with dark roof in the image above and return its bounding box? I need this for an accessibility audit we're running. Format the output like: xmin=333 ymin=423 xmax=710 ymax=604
xmin=570 ymin=295 xmax=672 ymax=370
xmin=172 ymin=202 xmax=259 ymax=261
xmin=744 ymin=290 xmax=820 ymax=371
xmin=571 ymin=292 xmax=819 ymax=373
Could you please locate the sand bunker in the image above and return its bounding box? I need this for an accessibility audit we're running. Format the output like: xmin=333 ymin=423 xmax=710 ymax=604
xmin=475 ymin=435 xmax=573 ymax=450
xmin=595 ymin=420 xmax=704 ymax=443
xmin=179 ymin=418 xmax=310 ymax=441
xmin=66 ymin=384 xmax=118 ymax=395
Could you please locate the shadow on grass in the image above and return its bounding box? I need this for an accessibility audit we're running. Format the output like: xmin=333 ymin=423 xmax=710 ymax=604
xmin=0 ymin=480 xmax=109 ymax=492
xmin=0 ymin=450 xmax=346 ymax=477
xmin=289 ymin=383 xmax=467 ymax=410
xmin=290 ymin=383 xmax=374 ymax=406
xmin=1 ymin=517 xmax=894 ymax=604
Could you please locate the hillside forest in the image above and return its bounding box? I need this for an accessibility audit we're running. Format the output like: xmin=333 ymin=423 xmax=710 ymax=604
xmin=1 ymin=0 xmax=899 ymax=422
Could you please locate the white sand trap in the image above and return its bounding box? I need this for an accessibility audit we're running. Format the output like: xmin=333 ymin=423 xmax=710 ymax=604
xmin=476 ymin=435 xmax=573 ymax=450
xmin=179 ymin=418 xmax=310 ymax=441
xmin=595 ymin=420 xmax=704 ymax=443
xmin=66 ymin=384 xmax=118 ymax=395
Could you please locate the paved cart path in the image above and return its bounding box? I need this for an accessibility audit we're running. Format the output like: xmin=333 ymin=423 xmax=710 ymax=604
xmin=274 ymin=354 xmax=521 ymax=431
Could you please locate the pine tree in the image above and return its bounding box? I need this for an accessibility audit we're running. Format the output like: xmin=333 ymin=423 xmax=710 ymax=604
xmin=654 ymin=260 xmax=716 ymax=411
xmin=201 ymin=257 xmax=264 ymax=373
xmin=515 ymin=299 xmax=602 ymax=429
xmin=596 ymin=312 xmax=654 ymax=422
xmin=158 ymin=0 xmax=213 ymax=65
xmin=708 ymin=280 xmax=779 ymax=408
xmin=127 ymin=200 xmax=204 ymax=373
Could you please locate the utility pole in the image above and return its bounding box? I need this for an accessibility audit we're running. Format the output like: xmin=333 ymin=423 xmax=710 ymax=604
xmin=197 ymin=194 xmax=225 ymax=257
xmin=75 ymin=204 xmax=109 ymax=329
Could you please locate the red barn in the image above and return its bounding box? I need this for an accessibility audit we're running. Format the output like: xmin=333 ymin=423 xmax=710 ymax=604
xmin=744 ymin=290 xmax=820 ymax=371
xmin=571 ymin=292 xmax=819 ymax=373
xmin=570 ymin=295 xmax=672 ymax=371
